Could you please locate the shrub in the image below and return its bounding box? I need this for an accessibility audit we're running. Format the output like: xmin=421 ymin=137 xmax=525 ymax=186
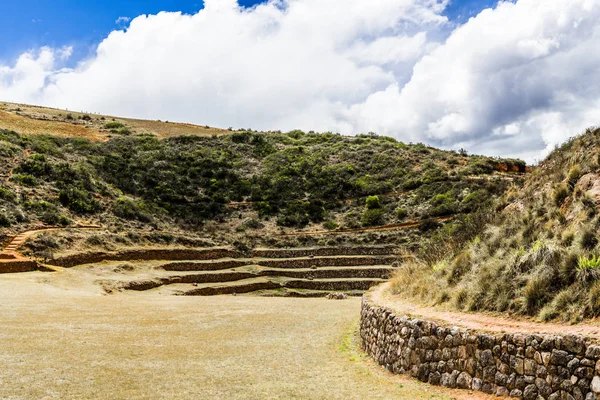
xmin=447 ymin=251 xmax=471 ymax=285
xmin=523 ymin=275 xmax=550 ymax=314
xmin=539 ymin=290 xmax=575 ymax=322
xmin=104 ymin=122 xmax=125 ymax=129
xmin=395 ymin=207 xmax=408 ymax=220
xmin=567 ymin=164 xmax=581 ymax=188
xmin=0 ymin=187 xmax=16 ymax=202
xmin=587 ymin=282 xmax=600 ymax=317
xmin=365 ymin=195 xmax=382 ymax=209
xmin=361 ymin=208 xmax=383 ymax=226
xmin=554 ymin=184 xmax=569 ymax=206
xmin=581 ymin=230 xmax=598 ymax=250
xmin=10 ymin=174 xmax=37 ymax=186
xmin=112 ymin=197 xmax=153 ymax=222
xmin=115 ymin=128 xmax=132 ymax=136
xmin=0 ymin=212 xmax=13 ymax=227
xmin=559 ymin=252 xmax=579 ymax=284
xmin=576 ymin=255 xmax=600 ymax=284
xmin=59 ymin=187 xmax=101 ymax=214
xmin=323 ymin=220 xmax=338 ymax=230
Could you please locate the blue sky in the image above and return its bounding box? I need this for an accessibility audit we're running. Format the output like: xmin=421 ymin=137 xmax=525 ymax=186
xmin=3 ymin=0 xmax=589 ymax=162
xmin=0 ymin=0 xmax=496 ymax=65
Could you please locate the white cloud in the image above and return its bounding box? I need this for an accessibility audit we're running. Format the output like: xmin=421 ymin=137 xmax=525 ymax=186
xmin=115 ymin=16 xmax=131 ymax=25
xmin=1 ymin=0 xmax=600 ymax=162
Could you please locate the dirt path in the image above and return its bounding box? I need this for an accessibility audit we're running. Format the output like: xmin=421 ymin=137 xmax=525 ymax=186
xmin=278 ymin=216 xmax=452 ymax=237
xmin=0 ymin=273 xmax=492 ymax=399
xmin=371 ymin=282 xmax=600 ymax=340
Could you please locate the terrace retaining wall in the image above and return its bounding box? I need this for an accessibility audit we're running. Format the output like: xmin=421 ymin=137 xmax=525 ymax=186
xmin=360 ymin=296 xmax=600 ymax=399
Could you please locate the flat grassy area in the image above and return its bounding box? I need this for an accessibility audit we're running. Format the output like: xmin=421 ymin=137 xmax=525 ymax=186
xmin=0 ymin=272 xmax=483 ymax=399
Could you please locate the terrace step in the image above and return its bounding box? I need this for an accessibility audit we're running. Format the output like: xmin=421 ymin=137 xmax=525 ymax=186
xmin=114 ymin=265 xmax=393 ymax=291
xmin=251 ymin=246 xmax=395 ymax=258
xmin=256 ymin=255 xmax=396 ymax=269
xmin=161 ymin=278 xmax=282 ymax=296
xmin=255 ymin=289 xmax=366 ymax=298
xmin=283 ymin=278 xmax=385 ymax=291
xmin=257 ymin=266 xmax=393 ymax=279
xmin=157 ymin=255 xmax=395 ymax=271
xmin=140 ymin=276 xmax=386 ymax=296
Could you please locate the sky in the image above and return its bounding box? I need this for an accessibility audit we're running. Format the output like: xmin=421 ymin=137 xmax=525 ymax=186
xmin=1 ymin=0 xmax=599 ymax=162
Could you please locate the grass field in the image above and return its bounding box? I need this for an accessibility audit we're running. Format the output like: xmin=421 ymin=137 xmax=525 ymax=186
xmin=0 ymin=271 xmax=491 ymax=399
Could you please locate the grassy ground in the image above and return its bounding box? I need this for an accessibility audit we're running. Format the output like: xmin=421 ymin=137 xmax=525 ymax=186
xmin=0 ymin=271 xmax=490 ymax=399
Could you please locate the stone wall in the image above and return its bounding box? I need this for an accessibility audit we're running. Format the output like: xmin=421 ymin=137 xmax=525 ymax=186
xmin=0 ymin=260 xmax=38 ymax=274
xmin=49 ymin=248 xmax=240 ymax=268
xmin=360 ymin=296 xmax=600 ymax=400
xmin=251 ymin=246 xmax=395 ymax=258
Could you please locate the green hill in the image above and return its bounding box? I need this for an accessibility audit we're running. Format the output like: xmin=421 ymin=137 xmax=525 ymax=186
xmin=390 ymin=127 xmax=600 ymax=323
xmin=0 ymin=120 xmax=525 ymax=257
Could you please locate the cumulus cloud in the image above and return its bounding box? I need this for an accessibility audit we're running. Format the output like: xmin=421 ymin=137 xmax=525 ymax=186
xmin=0 ymin=0 xmax=599 ymax=162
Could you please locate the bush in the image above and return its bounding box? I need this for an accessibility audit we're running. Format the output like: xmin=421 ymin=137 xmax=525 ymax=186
xmin=554 ymin=184 xmax=569 ymax=206
xmin=576 ymin=255 xmax=600 ymax=284
xmin=361 ymin=208 xmax=383 ymax=226
xmin=539 ymin=290 xmax=575 ymax=322
xmin=0 ymin=187 xmax=16 ymax=202
xmin=112 ymin=197 xmax=153 ymax=222
xmin=104 ymin=122 xmax=125 ymax=129
xmin=395 ymin=207 xmax=408 ymax=220
xmin=523 ymin=275 xmax=550 ymax=314
xmin=59 ymin=187 xmax=101 ymax=214
xmin=581 ymin=230 xmax=598 ymax=250
xmin=323 ymin=220 xmax=338 ymax=230
xmin=365 ymin=195 xmax=382 ymax=209
xmin=447 ymin=251 xmax=471 ymax=285
xmin=567 ymin=165 xmax=582 ymax=188
xmin=559 ymin=252 xmax=579 ymax=284
xmin=0 ymin=212 xmax=13 ymax=227
xmin=11 ymin=174 xmax=37 ymax=187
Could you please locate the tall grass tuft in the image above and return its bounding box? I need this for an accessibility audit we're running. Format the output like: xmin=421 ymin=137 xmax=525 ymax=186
xmin=576 ymin=255 xmax=600 ymax=284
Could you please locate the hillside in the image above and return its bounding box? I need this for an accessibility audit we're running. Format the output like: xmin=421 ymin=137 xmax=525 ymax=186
xmin=0 ymin=102 xmax=526 ymax=258
xmin=390 ymin=127 xmax=600 ymax=323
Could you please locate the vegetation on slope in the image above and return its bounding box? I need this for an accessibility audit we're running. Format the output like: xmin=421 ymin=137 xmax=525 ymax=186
xmin=0 ymin=126 xmax=524 ymax=255
xmin=390 ymin=127 xmax=600 ymax=323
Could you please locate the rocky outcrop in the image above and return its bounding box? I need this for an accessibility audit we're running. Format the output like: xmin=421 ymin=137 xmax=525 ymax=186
xmin=360 ymin=296 xmax=600 ymax=399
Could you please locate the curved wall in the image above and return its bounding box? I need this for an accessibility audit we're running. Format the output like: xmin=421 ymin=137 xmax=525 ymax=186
xmin=360 ymin=296 xmax=600 ymax=400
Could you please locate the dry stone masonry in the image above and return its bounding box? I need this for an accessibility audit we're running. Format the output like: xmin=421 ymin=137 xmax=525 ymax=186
xmin=360 ymin=297 xmax=600 ymax=399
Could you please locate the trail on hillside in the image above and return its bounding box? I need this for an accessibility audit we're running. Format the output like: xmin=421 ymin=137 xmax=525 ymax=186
xmin=371 ymin=282 xmax=600 ymax=341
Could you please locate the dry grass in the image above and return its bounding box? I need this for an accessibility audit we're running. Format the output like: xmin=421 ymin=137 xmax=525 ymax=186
xmin=0 ymin=271 xmax=468 ymax=399
xmin=0 ymin=101 xmax=228 ymax=141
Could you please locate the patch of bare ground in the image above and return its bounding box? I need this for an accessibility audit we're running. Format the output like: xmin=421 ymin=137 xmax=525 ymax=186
xmin=372 ymin=282 xmax=600 ymax=341
xmin=0 ymin=272 xmax=493 ymax=399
